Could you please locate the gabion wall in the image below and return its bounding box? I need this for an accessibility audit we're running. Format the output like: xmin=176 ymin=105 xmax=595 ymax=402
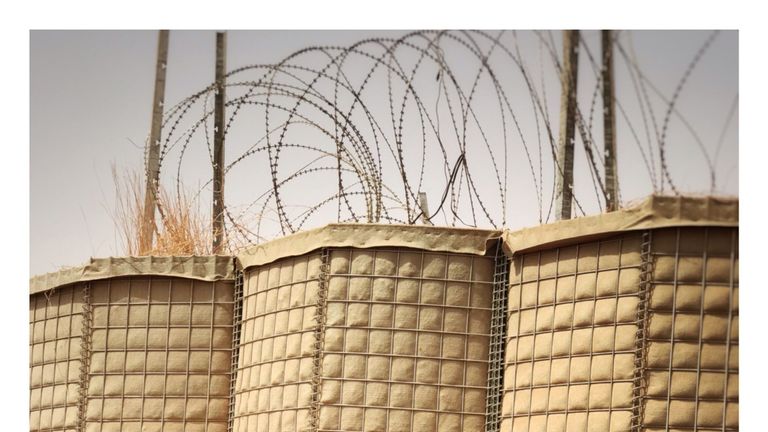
xmin=30 ymin=286 xmax=84 ymax=431
xmin=499 ymin=226 xmax=738 ymax=431
xmin=232 ymin=247 xmax=497 ymax=432
xmin=642 ymin=227 xmax=738 ymax=431
xmin=29 ymin=198 xmax=738 ymax=432
xmin=501 ymin=233 xmax=643 ymax=431
xmin=29 ymin=274 xmax=234 ymax=432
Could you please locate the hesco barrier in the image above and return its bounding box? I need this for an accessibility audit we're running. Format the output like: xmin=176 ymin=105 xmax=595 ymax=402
xmin=29 ymin=256 xmax=235 ymax=432
xmin=29 ymin=284 xmax=84 ymax=431
xmin=500 ymin=195 xmax=738 ymax=432
xmin=231 ymin=225 xmax=503 ymax=432
xmin=29 ymin=195 xmax=738 ymax=432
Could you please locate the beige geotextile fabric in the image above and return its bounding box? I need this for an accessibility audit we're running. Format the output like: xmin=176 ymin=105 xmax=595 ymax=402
xmin=643 ymin=227 xmax=738 ymax=429
xmin=29 ymin=286 xmax=83 ymax=431
xmin=233 ymin=253 xmax=323 ymax=432
xmin=237 ymin=223 xmax=502 ymax=271
xmin=503 ymin=195 xmax=738 ymax=255
xmin=27 ymin=193 xmax=740 ymax=431
xmin=83 ymin=277 xmax=234 ymax=432
xmin=501 ymin=233 xmax=643 ymax=431
xmin=318 ymin=248 xmax=494 ymax=431
xmin=30 ymin=256 xmax=235 ymax=295
xmin=500 ymin=226 xmax=739 ymax=431
xmin=232 ymin=247 xmax=496 ymax=432
xmin=30 ymin=276 xmax=234 ymax=432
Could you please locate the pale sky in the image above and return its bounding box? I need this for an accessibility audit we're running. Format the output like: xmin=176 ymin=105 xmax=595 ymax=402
xmin=30 ymin=30 xmax=738 ymax=275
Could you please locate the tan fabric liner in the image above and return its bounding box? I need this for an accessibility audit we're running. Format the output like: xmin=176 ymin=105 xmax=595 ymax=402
xmin=503 ymin=195 xmax=738 ymax=255
xmin=30 ymin=255 xmax=234 ymax=295
xmin=237 ymin=223 xmax=502 ymax=271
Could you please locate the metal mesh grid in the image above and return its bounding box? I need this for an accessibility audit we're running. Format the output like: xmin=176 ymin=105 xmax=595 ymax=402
xmin=228 ymin=270 xmax=244 ymax=432
xmin=310 ymin=248 xmax=331 ymax=431
xmin=29 ymin=286 xmax=84 ymax=432
xmin=232 ymin=253 xmax=324 ymax=432
xmin=631 ymin=231 xmax=653 ymax=431
xmin=643 ymin=227 xmax=738 ymax=431
xmin=501 ymin=234 xmax=644 ymax=431
xmin=485 ymin=240 xmax=510 ymax=432
xmin=316 ymin=248 xmax=494 ymax=432
xmin=83 ymin=277 xmax=234 ymax=432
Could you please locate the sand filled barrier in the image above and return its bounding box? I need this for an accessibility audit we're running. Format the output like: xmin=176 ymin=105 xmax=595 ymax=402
xmin=29 ymin=195 xmax=738 ymax=431
xmin=29 ymin=256 xmax=235 ymax=432
xmin=231 ymin=224 xmax=503 ymax=432
xmin=499 ymin=196 xmax=738 ymax=431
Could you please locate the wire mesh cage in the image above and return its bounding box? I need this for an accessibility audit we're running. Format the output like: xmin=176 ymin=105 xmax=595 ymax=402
xmin=499 ymin=196 xmax=739 ymax=432
xmin=231 ymin=224 xmax=502 ymax=432
xmin=28 ymin=196 xmax=738 ymax=432
xmin=29 ymin=285 xmax=85 ymax=431
xmin=29 ymin=257 xmax=235 ymax=432
xmin=642 ymin=227 xmax=738 ymax=431
xmin=231 ymin=251 xmax=323 ymax=431
xmin=502 ymin=233 xmax=644 ymax=431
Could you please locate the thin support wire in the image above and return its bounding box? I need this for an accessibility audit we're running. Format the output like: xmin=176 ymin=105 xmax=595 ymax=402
xmin=76 ymin=283 xmax=93 ymax=432
xmin=721 ymin=229 xmax=737 ymax=432
xmin=631 ymin=230 xmax=653 ymax=431
xmin=484 ymin=239 xmax=510 ymax=432
xmin=308 ymin=248 xmax=331 ymax=430
xmin=227 ymin=270 xmax=244 ymax=432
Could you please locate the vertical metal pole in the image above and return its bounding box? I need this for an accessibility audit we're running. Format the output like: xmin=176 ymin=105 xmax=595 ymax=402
xmin=140 ymin=29 xmax=169 ymax=254
xmin=602 ymin=30 xmax=619 ymax=212
xmin=212 ymin=31 xmax=227 ymax=254
xmin=555 ymin=30 xmax=580 ymax=220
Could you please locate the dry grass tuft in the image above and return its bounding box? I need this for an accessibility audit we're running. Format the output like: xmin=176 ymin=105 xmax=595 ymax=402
xmin=110 ymin=166 xmax=216 ymax=256
xmin=153 ymin=187 xmax=212 ymax=255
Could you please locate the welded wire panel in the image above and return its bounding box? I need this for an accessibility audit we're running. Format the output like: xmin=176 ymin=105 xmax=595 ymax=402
xmin=501 ymin=234 xmax=644 ymax=431
xmin=485 ymin=242 xmax=511 ymax=432
xmin=228 ymin=271 xmax=244 ymax=432
xmin=317 ymin=248 xmax=494 ymax=431
xmin=643 ymin=227 xmax=738 ymax=431
xmin=232 ymin=253 xmax=323 ymax=432
xmin=29 ymin=286 xmax=84 ymax=432
xmin=84 ymin=277 xmax=233 ymax=432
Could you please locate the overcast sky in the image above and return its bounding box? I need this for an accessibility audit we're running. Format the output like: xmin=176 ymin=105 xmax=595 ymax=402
xmin=30 ymin=30 xmax=738 ymax=275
